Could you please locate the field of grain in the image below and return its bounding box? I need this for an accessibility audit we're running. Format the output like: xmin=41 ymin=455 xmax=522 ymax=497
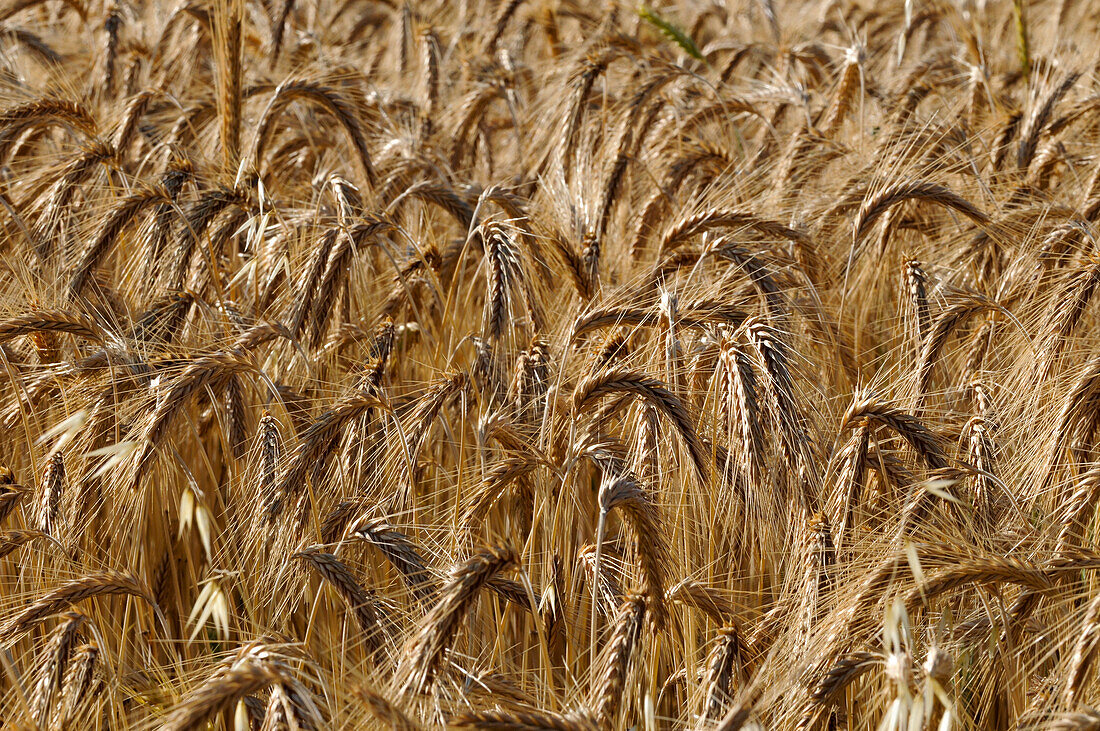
xmin=3 ymin=0 xmax=1100 ymax=728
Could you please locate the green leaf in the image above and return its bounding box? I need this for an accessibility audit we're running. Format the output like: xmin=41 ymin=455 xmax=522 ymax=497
xmin=638 ymin=5 xmax=704 ymax=61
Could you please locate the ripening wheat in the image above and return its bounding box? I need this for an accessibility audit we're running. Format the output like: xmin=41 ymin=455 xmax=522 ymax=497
xmin=3 ymin=0 xmax=1100 ymax=729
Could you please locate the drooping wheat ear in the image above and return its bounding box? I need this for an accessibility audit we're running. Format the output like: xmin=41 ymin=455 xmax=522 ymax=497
xmin=711 ymin=242 xmax=784 ymax=315
xmin=449 ymin=83 xmax=506 ymax=169
xmin=1056 ymin=464 xmax=1100 ymax=556
xmin=317 ymin=499 xmax=367 ymax=545
xmin=451 ymin=708 xmax=598 ymax=730
xmin=352 ymin=517 xmax=438 ymax=604
xmin=829 ymin=424 xmax=870 ymax=549
xmin=598 ymin=473 xmax=668 ymax=628
xmin=482 ymin=222 xmax=522 ymax=340
xmin=161 ymin=644 xmax=309 ymax=731
xmin=29 ymin=611 xmax=86 ymax=725
xmin=294 ymin=546 xmax=386 ymax=651
xmin=561 ymin=46 xmax=624 ymax=177
xmin=799 ymin=513 xmax=836 ymax=643
xmin=579 ymin=543 xmax=625 ymax=618
xmin=1010 ymin=0 xmax=1030 ymax=80
xmin=397 ymin=3 xmax=411 ymax=75
xmin=55 ymin=642 xmax=100 ymax=730
xmin=37 ymin=450 xmax=64 ymax=537
xmin=821 ymin=45 xmax=862 ymax=137
xmin=904 ymin=555 xmax=1051 ymax=610
xmin=482 ymin=575 xmax=536 ymax=616
xmin=747 ymin=320 xmax=816 ymax=503
xmin=592 ymin=141 xmax=631 ymax=247
xmin=261 ymin=684 xmax=291 ymax=731
xmin=363 ymin=316 xmax=397 ymax=387
xmin=546 ymin=232 xmax=590 ymax=300
xmin=914 ymin=297 xmax=997 ymax=404
xmin=357 ymin=686 xmax=421 ymax=730
xmin=571 ymin=303 xmax=746 ymax=341
xmin=69 ymin=185 xmax=171 ymax=299
xmin=0 ymin=529 xmax=49 ymax=559
xmin=261 ymin=680 xmax=325 ymax=730
xmin=485 ymin=0 xmax=523 ymax=51
xmin=307 ymin=219 xmax=392 ymax=349
xmin=596 ymin=69 xmax=681 ymax=242
xmin=703 ymin=627 xmax=748 ymax=720
xmin=267 ymin=390 xmax=382 ymax=522
xmin=904 ymin=259 xmax=930 ymax=350
xmin=590 ymin=593 xmax=647 ymax=730
xmin=1 ymin=570 xmax=160 ymax=641
xmin=714 ymin=694 xmax=760 ymax=731
xmin=665 ymin=578 xmax=737 ymax=625
xmin=270 ymin=0 xmax=295 ymax=64
xmin=1043 ymin=357 xmax=1100 ymax=496
xmin=1064 ymin=592 xmax=1100 ymax=708
xmin=287 ymin=227 xmax=340 ymax=337
xmin=223 ymin=375 xmax=248 ymax=461
xmin=462 ymin=458 xmax=540 ymax=537
xmin=539 ymin=553 xmax=568 ymax=660
xmin=388 ymin=178 xmax=476 ymax=229
xmin=168 ymin=186 xmax=249 ymax=290
xmin=418 ymin=29 xmax=439 ymax=137
xmin=132 ymin=350 xmax=255 ymax=485
xmin=101 ymin=2 xmax=121 ymax=96
xmin=1036 ymin=257 xmax=1100 ymax=381
xmin=799 ymin=651 xmax=881 ymax=727
xmin=110 ymin=88 xmax=154 ymax=156
xmin=31 ymin=144 xmax=111 ymax=255
xmin=0 ymin=98 xmax=97 ymax=162
xmin=0 ymin=309 xmax=106 ymax=345
xmin=1018 ymin=71 xmax=1079 ymax=171
xmin=853 ymin=180 xmax=990 ymax=244
xmin=631 ymin=159 xmax=706 ymax=261
xmin=255 ymin=411 xmax=282 ymax=519
xmin=632 ymin=402 xmax=660 ymax=486
xmin=394 ymin=545 xmax=516 ymax=694
xmin=408 ymin=371 xmax=467 ymax=472
xmin=573 ymin=367 xmax=708 ymax=484
xmin=0 ymin=466 xmax=27 ymax=524
xmin=841 ymin=392 xmax=949 ymax=470
xmin=213 ymin=0 xmax=243 ymax=167
xmin=580 ymin=231 xmax=600 ymax=297
xmin=658 ymin=208 xmax=812 ymax=259
xmin=130 ymin=290 xmax=195 ymax=344
xmin=964 ymin=413 xmax=999 ymax=534
xmin=718 ymin=339 xmax=764 ymax=497
xmin=510 ymin=339 xmax=551 ymax=418
xmin=253 ymin=79 xmax=376 ymax=185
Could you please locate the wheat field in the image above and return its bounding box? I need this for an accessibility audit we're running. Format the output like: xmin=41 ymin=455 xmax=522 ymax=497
xmin=2 ymin=0 xmax=1100 ymax=728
